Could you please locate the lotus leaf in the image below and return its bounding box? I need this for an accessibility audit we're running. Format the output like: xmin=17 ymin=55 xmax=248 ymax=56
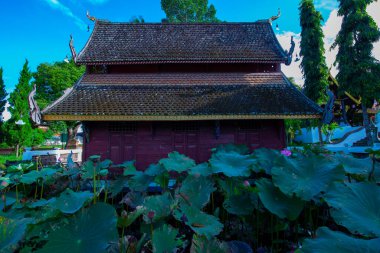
xmin=81 ymin=161 xmax=98 ymax=179
xmin=252 ymin=148 xmax=281 ymax=173
xmin=143 ymin=192 xmax=174 ymax=223
xmin=179 ymin=175 xmax=215 ymax=209
xmin=0 ymin=177 xmax=11 ymax=190
xmin=0 ymin=192 xmax=16 ymax=210
xmin=119 ymin=191 xmax=145 ymax=209
xmin=98 ymin=169 xmax=108 ymax=177
xmin=227 ymin=241 xmax=253 ymax=253
xmin=117 ymin=208 xmax=144 ymax=228
xmin=20 ymin=170 xmax=41 ymax=184
xmin=271 ymin=154 xmax=345 ymax=200
xmin=27 ymin=198 xmax=56 ymax=209
xmin=209 ymin=151 xmax=255 ymax=177
xmin=67 ymin=152 xmax=76 ymax=169
xmin=335 ymin=154 xmax=380 ymax=180
xmin=154 ymin=171 xmax=170 ymax=190
xmin=36 ymin=203 xmax=118 ymax=253
xmin=39 ymin=168 xmax=56 ymax=178
xmin=160 ymin=152 xmax=196 ymax=173
xmin=0 ymin=218 xmax=32 ymax=253
xmin=190 ymin=235 xmax=230 ymax=253
xmin=174 ymin=205 xmax=223 ymax=239
xmin=145 ymin=163 xmax=165 ymax=176
xmin=109 ymin=177 xmax=128 ymax=197
xmin=217 ymin=178 xmax=246 ymax=197
xmin=51 ymin=189 xmax=93 ymax=214
xmin=324 ymin=182 xmax=380 ymax=237
xmin=128 ymin=172 xmax=153 ymax=192
xmin=88 ymin=155 xmax=101 ymax=160
xmin=298 ymin=227 xmax=380 ymax=253
xmin=213 ymin=144 xmax=250 ymax=155
xmin=97 ymin=159 xmax=112 ymax=169
xmin=223 ymin=192 xmax=258 ymax=216
xmin=152 ymin=224 xmax=183 ymax=253
xmin=256 ymin=178 xmax=304 ymax=220
xmin=189 ymin=163 xmax=213 ymax=177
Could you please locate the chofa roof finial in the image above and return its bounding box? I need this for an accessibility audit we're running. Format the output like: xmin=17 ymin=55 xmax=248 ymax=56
xmin=28 ymin=84 xmax=41 ymax=126
xmin=269 ymin=8 xmax=281 ymax=24
xmin=86 ymin=10 xmax=96 ymax=22
xmin=69 ymin=35 xmax=77 ymax=62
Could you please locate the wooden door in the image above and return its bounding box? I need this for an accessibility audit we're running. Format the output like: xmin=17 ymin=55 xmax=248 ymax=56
xmin=172 ymin=123 xmax=199 ymax=161
xmin=108 ymin=123 xmax=137 ymax=164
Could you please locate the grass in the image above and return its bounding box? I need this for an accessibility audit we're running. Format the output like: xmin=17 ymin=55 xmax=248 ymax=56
xmin=0 ymin=153 xmax=22 ymax=165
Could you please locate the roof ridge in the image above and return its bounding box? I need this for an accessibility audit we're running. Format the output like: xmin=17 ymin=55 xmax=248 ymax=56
xmin=96 ymin=20 xmax=269 ymax=25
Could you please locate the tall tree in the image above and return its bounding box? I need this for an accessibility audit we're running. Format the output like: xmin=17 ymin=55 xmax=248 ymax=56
xmin=0 ymin=67 xmax=7 ymax=143
xmin=299 ymin=0 xmax=329 ymax=105
xmin=4 ymin=60 xmax=48 ymax=155
xmin=33 ymin=60 xmax=85 ymax=148
xmin=0 ymin=67 xmax=7 ymax=123
xmin=161 ymin=0 xmax=219 ymax=23
xmin=333 ymin=0 xmax=380 ymax=145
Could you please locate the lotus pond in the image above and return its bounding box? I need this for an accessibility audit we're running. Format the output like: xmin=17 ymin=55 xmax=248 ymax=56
xmin=0 ymin=145 xmax=380 ymax=253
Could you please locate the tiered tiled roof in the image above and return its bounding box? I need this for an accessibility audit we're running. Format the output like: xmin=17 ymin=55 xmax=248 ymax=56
xmin=76 ymin=21 xmax=288 ymax=65
xmin=42 ymin=72 xmax=322 ymax=121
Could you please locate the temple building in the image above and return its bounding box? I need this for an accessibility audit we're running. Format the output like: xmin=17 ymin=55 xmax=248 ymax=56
xmin=41 ymin=18 xmax=321 ymax=169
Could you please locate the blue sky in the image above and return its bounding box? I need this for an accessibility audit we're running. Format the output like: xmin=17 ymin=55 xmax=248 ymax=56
xmin=0 ymin=0 xmax=337 ymax=94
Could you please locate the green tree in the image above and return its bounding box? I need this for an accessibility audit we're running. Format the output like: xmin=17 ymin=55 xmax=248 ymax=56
xmin=5 ymin=60 xmax=48 ymax=156
xmin=333 ymin=0 xmax=380 ymax=145
xmin=33 ymin=60 xmax=85 ymax=148
xmin=0 ymin=67 xmax=7 ymax=143
xmin=161 ymin=0 xmax=219 ymax=23
xmin=299 ymin=0 xmax=329 ymax=105
xmin=130 ymin=16 xmax=145 ymax=23
xmin=0 ymin=68 xmax=7 ymax=122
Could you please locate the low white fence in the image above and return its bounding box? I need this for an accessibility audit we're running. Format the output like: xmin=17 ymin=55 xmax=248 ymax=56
xmin=22 ymin=148 xmax=82 ymax=164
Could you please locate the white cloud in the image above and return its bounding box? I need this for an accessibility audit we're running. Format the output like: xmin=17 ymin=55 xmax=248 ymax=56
xmin=279 ymin=1 xmax=380 ymax=87
xmin=1 ymin=102 xmax=11 ymax=122
xmin=42 ymin=0 xmax=87 ymax=30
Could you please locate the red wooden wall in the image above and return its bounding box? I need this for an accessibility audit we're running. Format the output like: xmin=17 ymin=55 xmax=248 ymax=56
xmin=83 ymin=120 xmax=285 ymax=170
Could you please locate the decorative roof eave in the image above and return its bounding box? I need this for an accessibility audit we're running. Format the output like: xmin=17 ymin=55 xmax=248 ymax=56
xmin=42 ymin=114 xmax=321 ymax=122
xmin=69 ymin=35 xmax=77 ymax=63
xmin=76 ymin=59 xmax=287 ymax=65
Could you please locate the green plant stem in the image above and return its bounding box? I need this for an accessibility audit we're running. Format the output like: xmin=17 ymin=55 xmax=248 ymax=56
xmin=34 ymin=183 xmax=38 ymax=200
xmin=40 ymin=180 xmax=44 ymax=199
xmin=211 ymin=191 xmax=214 ymax=212
xmin=93 ymin=172 xmax=97 ymax=204
xmin=150 ymin=223 xmax=153 ymax=240
xmin=15 ymin=184 xmax=19 ymax=203
xmin=2 ymin=193 xmax=6 ymax=211
xmin=256 ymin=209 xmax=259 ymax=246
xmin=121 ymin=227 xmax=125 ymax=253
xmin=368 ymin=155 xmax=376 ymax=181
xmin=271 ymin=214 xmax=274 ymax=251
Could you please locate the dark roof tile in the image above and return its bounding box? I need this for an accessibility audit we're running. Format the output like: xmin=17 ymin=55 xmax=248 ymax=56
xmin=42 ymin=72 xmax=322 ymax=120
xmin=76 ymin=21 xmax=287 ymax=65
